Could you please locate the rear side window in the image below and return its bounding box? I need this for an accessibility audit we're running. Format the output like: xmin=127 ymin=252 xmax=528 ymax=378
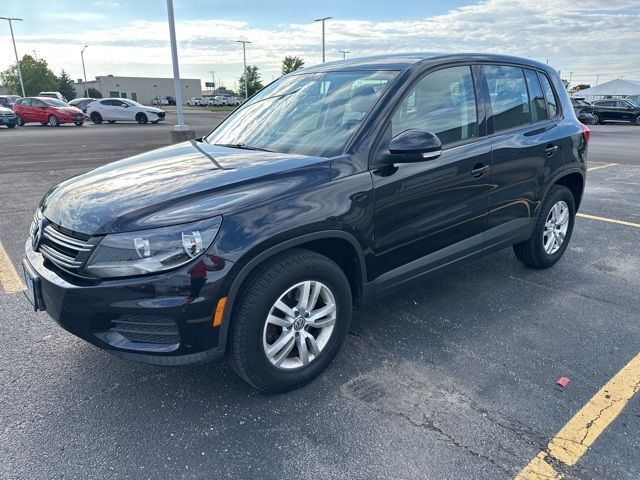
xmin=523 ymin=69 xmax=549 ymax=122
xmin=391 ymin=65 xmax=478 ymax=146
xmin=484 ymin=65 xmax=531 ymax=132
xmin=537 ymin=73 xmax=559 ymax=118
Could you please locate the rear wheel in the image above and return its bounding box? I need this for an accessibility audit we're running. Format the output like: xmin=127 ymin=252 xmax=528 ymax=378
xmin=90 ymin=112 xmax=103 ymax=124
xmin=230 ymin=249 xmax=352 ymax=392
xmin=592 ymin=112 xmax=603 ymax=124
xmin=135 ymin=112 xmax=148 ymax=124
xmin=634 ymin=114 xmax=640 ymax=126
xmin=48 ymin=115 xmax=60 ymax=127
xmin=513 ymin=185 xmax=575 ymax=269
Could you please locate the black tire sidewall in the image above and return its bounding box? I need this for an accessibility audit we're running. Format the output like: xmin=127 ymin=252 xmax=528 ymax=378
xmin=233 ymin=253 xmax=352 ymax=392
xmin=90 ymin=112 xmax=102 ymax=124
xmin=137 ymin=113 xmax=148 ymax=124
xmin=532 ymin=186 xmax=576 ymax=267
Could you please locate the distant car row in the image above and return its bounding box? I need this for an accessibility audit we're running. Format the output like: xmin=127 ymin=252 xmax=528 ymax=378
xmin=571 ymin=97 xmax=640 ymax=125
xmin=0 ymin=95 xmax=166 ymax=128
xmin=187 ymin=95 xmax=242 ymax=107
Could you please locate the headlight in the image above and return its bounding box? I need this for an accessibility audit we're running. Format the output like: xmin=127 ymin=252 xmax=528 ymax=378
xmin=86 ymin=216 xmax=222 ymax=278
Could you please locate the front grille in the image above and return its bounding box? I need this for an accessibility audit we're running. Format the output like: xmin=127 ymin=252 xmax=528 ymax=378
xmin=157 ymin=111 xmax=166 ymax=118
xmin=109 ymin=314 xmax=180 ymax=345
xmin=32 ymin=214 xmax=97 ymax=277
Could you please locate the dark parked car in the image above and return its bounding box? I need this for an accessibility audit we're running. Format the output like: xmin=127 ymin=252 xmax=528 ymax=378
xmin=590 ymin=98 xmax=640 ymax=125
xmin=23 ymin=53 xmax=588 ymax=392
xmin=68 ymin=97 xmax=97 ymax=113
xmin=165 ymin=96 xmax=176 ymax=105
xmin=571 ymin=98 xmax=596 ymax=125
xmin=0 ymin=94 xmax=21 ymax=107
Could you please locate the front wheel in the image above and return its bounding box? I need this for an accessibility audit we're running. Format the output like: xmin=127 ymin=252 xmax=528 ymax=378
xmin=7 ymin=123 xmax=15 ymax=128
xmin=135 ymin=113 xmax=148 ymax=124
xmin=230 ymin=249 xmax=352 ymax=392
xmin=90 ymin=112 xmax=103 ymax=124
xmin=16 ymin=115 xmax=24 ymax=126
xmin=513 ymin=185 xmax=575 ymax=269
xmin=48 ymin=115 xmax=60 ymax=127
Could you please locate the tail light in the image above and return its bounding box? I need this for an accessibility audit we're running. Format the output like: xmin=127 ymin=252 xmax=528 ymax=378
xmin=581 ymin=123 xmax=591 ymax=143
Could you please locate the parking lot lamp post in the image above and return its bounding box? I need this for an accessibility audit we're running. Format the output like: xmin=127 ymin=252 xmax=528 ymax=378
xmin=165 ymin=0 xmax=195 ymax=141
xmin=1 ymin=17 xmax=26 ymax=97
xmin=81 ymin=45 xmax=88 ymax=97
xmin=314 ymin=17 xmax=332 ymax=63
xmin=236 ymin=40 xmax=251 ymax=100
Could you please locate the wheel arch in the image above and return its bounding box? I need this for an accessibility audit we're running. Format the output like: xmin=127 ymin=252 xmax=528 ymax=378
xmin=551 ymin=170 xmax=585 ymax=210
xmin=217 ymin=230 xmax=367 ymax=353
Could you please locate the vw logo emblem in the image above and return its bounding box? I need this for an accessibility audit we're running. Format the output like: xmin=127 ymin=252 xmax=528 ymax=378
xmin=32 ymin=219 xmax=44 ymax=251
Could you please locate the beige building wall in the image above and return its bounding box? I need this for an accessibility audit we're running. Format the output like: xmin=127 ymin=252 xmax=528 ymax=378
xmin=74 ymin=76 xmax=202 ymax=104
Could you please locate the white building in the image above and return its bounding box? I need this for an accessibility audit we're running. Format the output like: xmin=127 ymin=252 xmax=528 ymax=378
xmin=574 ymin=79 xmax=640 ymax=103
xmin=73 ymin=75 xmax=202 ymax=104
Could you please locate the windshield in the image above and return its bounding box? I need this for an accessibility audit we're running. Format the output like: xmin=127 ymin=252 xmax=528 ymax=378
xmin=123 ymin=99 xmax=143 ymax=107
xmin=206 ymin=70 xmax=398 ymax=157
xmin=42 ymin=98 xmax=68 ymax=107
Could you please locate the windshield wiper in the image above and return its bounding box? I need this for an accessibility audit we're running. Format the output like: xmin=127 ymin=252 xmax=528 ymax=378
xmin=214 ymin=143 xmax=273 ymax=152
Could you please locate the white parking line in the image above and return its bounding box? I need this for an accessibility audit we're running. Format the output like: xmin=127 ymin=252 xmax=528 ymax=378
xmin=587 ymin=163 xmax=618 ymax=172
xmin=0 ymin=241 xmax=25 ymax=294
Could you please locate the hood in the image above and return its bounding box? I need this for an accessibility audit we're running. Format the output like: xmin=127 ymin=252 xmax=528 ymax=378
xmin=144 ymin=106 xmax=164 ymax=113
xmin=57 ymin=106 xmax=83 ymax=114
xmin=40 ymin=140 xmax=331 ymax=235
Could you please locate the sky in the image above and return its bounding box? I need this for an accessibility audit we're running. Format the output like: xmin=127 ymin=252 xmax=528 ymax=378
xmin=1 ymin=0 xmax=639 ymax=92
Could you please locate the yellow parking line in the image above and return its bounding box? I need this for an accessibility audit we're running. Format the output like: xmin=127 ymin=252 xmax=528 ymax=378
xmin=516 ymin=352 xmax=640 ymax=479
xmin=0 ymin=241 xmax=25 ymax=294
xmin=576 ymin=213 xmax=640 ymax=229
xmin=587 ymin=163 xmax=618 ymax=172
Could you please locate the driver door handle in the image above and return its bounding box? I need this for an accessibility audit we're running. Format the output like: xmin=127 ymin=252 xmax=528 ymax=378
xmin=471 ymin=164 xmax=490 ymax=177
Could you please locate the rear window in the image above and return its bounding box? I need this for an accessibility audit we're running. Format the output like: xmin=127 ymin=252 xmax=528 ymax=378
xmin=537 ymin=73 xmax=559 ymax=118
xmin=484 ymin=65 xmax=532 ymax=132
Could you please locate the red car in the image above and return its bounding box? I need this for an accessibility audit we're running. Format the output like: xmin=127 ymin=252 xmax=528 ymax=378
xmin=13 ymin=97 xmax=85 ymax=127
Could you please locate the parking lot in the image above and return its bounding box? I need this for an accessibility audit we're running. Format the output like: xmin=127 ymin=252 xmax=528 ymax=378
xmin=1 ymin=116 xmax=639 ymax=479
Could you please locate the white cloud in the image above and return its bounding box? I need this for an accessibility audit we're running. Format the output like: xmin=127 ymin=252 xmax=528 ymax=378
xmin=1 ymin=0 xmax=638 ymax=89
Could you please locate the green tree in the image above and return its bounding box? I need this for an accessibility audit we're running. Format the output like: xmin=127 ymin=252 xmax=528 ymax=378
xmin=87 ymin=87 xmax=102 ymax=98
xmin=281 ymin=56 xmax=305 ymax=75
xmin=58 ymin=70 xmax=77 ymax=100
xmin=237 ymin=65 xmax=264 ymax=98
xmin=0 ymin=55 xmax=58 ymax=96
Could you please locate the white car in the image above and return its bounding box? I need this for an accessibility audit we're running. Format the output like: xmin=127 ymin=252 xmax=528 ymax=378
xmin=151 ymin=96 xmax=169 ymax=106
xmin=225 ymin=97 xmax=242 ymax=107
xmin=86 ymin=98 xmax=166 ymax=124
xmin=39 ymin=91 xmax=67 ymax=102
xmin=187 ymin=97 xmax=205 ymax=106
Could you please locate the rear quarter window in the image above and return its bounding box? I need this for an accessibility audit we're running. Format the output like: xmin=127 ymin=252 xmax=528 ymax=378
xmin=536 ymin=72 xmax=559 ymax=118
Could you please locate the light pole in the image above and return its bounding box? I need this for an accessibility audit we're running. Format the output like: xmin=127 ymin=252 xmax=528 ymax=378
xmin=314 ymin=17 xmax=332 ymax=63
xmin=165 ymin=0 xmax=194 ymax=141
xmin=339 ymin=50 xmax=350 ymax=60
xmin=0 ymin=17 xmax=25 ymax=97
xmin=209 ymin=70 xmax=215 ymax=95
xmin=236 ymin=40 xmax=251 ymax=100
xmin=80 ymin=45 xmax=88 ymax=97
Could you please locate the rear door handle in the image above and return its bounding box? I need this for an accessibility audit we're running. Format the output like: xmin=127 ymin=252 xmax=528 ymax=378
xmin=471 ymin=164 xmax=490 ymax=177
xmin=545 ymin=144 xmax=559 ymax=156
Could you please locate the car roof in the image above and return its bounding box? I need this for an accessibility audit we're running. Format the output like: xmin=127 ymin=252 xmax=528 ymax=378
xmin=297 ymin=52 xmax=551 ymax=74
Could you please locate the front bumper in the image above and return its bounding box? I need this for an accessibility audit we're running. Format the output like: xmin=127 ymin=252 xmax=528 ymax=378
xmin=24 ymin=241 xmax=234 ymax=365
xmin=0 ymin=116 xmax=18 ymax=126
xmin=58 ymin=113 xmax=86 ymax=123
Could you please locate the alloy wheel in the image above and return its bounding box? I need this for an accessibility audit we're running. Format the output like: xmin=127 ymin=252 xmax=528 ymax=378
xmin=262 ymin=280 xmax=337 ymax=370
xmin=543 ymin=201 xmax=569 ymax=255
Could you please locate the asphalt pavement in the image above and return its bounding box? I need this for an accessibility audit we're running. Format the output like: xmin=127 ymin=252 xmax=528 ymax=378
xmin=1 ymin=115 xmax=639 ymax=479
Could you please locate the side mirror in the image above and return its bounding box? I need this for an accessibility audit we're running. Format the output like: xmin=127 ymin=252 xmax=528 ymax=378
xmin=388 ymin=129 xmax=442 ymax=162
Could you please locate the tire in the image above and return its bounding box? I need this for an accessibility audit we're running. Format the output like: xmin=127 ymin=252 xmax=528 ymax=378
xmin=74 ymin=122 xmax=84 ymax=127
xmin=136 ymin=113 xmax=148 ymax=124
xmin=48 ymin=115 xmax=60 ymax=127
xmin=90 ymin=112 xmax=103 ymax=124
xmin=592 ymin=112 xmax=603 ymax=124
xmin=16 ymin=115 xmax=24 ymax=126
xmin=513 ymin=185 xmax=576 ymax=269
xmin=230 ymin=248 xmax=352 ymax=392
xmin=107 ymin=120 xmax=116 ymax=124
xmin=634 ymin=114 xmax=640 ymax=126
xmin=7 ymin=124 xmax=15 ymax=128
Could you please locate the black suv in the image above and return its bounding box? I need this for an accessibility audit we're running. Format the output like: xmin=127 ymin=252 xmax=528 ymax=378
xmin=590 ymin=98 xmax=640 ymax=125
xmin=23 ymin=53 xmax=589 ymax=392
